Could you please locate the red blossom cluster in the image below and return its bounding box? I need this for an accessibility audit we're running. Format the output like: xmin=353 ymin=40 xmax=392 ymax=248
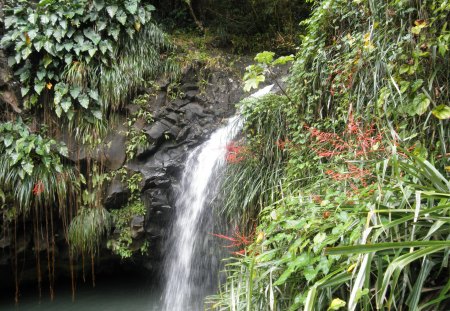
xmin=226 ymin=141 xmax=248 ymax=164
xmin=32 ymin=180 xmax=45 ymax=196
xmin=325 ymin=163 xmax=372 ymax=188
xmin=306 ymin=114 xmax=384 ymax=159
xmin=212 ymin=226 xmax=255 ymax=256
xmin=276 ymin=138 xmax=290 ymax=151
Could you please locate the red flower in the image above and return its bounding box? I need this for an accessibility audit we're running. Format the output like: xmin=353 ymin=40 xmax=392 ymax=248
xmin=32 ymin=181 xmax=44 ymax=196
xmin=212 ymin=226 xmax=255 ymax=256
xmin=226 ymin=141 xmax=248 ymax=163
xmin=276 ymin=138 xmax=290 ymax=150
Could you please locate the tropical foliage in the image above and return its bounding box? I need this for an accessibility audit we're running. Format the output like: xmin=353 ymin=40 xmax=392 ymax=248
xmin=0 ymin=0 xmax=177 ymax=299
xmin=210 ymin=0 xmax=450 ymax=310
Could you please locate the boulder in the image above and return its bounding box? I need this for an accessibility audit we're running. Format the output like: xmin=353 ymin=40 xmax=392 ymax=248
xmin=131 ymin=215 xmax=145 ymax=239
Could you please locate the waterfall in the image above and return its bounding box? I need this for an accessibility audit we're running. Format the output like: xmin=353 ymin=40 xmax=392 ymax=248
xmin=161 ymin=85 xmax=274 ymax=311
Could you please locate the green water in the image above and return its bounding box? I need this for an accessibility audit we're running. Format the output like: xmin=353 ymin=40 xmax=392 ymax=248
xmin=0 ymin=275 xmax=161 ymax=311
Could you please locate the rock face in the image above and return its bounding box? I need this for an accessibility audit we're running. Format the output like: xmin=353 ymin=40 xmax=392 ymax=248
xmin=103 ymin=64 xmax=244 ymax=273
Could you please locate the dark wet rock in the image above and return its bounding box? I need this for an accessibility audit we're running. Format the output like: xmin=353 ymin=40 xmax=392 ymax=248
xmin=131 ymin=216 xmax=145 ymax=239
xmin=184 ymin=89 xmax=199 ymax=100
xmin=104 ymin=177 xmax=130 ymax=209
xmin=103 ymin=128 xmax=127 ymax=170
xmin=171 ymin=98 xmax=190 ymax=109
xmin=145 ymin=120 xmax=172 ymax=140
xmin=180 ymin=83 xmax=198 ymax=92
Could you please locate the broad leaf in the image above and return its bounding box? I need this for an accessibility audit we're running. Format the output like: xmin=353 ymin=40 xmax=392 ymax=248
xmin=243 ymin=75 xmax=265 ymax=92
xmin=94 ymin=0 xmax=105 ymax=11
xmin=70 ymin=86 xmax=82 ymax=99
xmin=413 ymin=93 xmax=430 ymax=115
xmin=328 ymin=298 xmax=346 ymax=310
xmin=125 ymin=0 xmax=138 ymax=14
xmin=22 ymin=161 xmax=34 ymax=176
xmin=36 ymin=70 xmax=46 ymax=81
xmin=106 ymin=5 xmax=118 ymax=18
xmin=432 ymin=104 xmax=450 ymax=119
xmin=92 ymin=110 xmax=102 ymax=120
xmin=255 ymin=51 xmax=275 ymax=65
xmin=34 ymin=81 xmax=46 ymax=95
xmin=61 ymin=99 xmax=72 ymax=113
xmin=84 ymin=28 xmax=102 ymax=45
xmin=78 ymin=94 xmax=90 ymax=108
xmin=116 ymin=9 xmax=128 ymax=25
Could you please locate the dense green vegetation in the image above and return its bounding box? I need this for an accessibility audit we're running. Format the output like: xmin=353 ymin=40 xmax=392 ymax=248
xmin=0 ymin=0 xmax=177 ymax=299
xmin=209 ymin=0 xmax=450 ymax=310
xmin=1 ymin=0 xmax=449 ymax=309
xmin=153 ymin=0 xmax=309 ymax=53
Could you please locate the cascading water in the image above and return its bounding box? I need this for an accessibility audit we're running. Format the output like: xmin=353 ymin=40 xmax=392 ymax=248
xmin=162 ymin=85 xmax=274 ymax=311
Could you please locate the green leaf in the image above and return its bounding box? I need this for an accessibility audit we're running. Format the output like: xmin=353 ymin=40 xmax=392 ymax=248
xmin=64 ymin=42 xmax=74 ymax=52
xmin=243 ymin=75 xmax=265 ymax=92
xmin=70 ymin=86 xmax=82 ymax=99
xmin=55 ymin=105 xmax=62 ymax=117
xmin=60 ymin=20 xmax=68 ymax=30
xmin=106 ymin=5 xmax=119 ymax=18
xmin=84 ymin=28 xmax=102 ymax=45
xmin=89 ymin=89 xmax=99 ymax=101
xmin=22 ymin=161 xmax=34 ymax=176
xmin=40 ymin=14 xmax=50 ymax=24
xmin=3 ymin=135 xmax=13 ymax=148
xmin=97 ymin=20 xmax=107 ymax=31
xmin=21 ymin=87 xmax=30 ymax=97
xmin=61 ymin=99 xmax=72 ymax=113
xmin=10 ymin=152 xmax=21 ymax=165
xmin=138 ymin=7 xmax=147 ymax=24
xmin=50 ymin=14 xmax=58 ymax=25
xmin=328 ymin=298 xmax=346 ymax=310
xmin=411 ymin=79 xmax=423 ymax=92
xmin=34 ymin=40 xmax=44 ymax=52
xmin=53 ymin=28 xmax=63 ymax=42
xmin=99 ymin=41 xmax=109 ymax=54
xmin=125 ymin=0 xmax=138 ymax=14
xmin=325 ymin=241 xmax=450 ymax=255
xmin=399 ymin=64 xmax=410 ymax=74
xmin=304 ymin=266 xmax=318 ymax=281
xmin=28 ymin=14 xmax=38 ymax=25
xmin=64 ymin=54 xmax=73 ymax=64
xmin=145 ymin=4 xmax=156 ymax=12
xmin=43 ymin=54 xmax=53 ymax=68
xmin=413 ymin=93 xmax=430 ymax=115
xmin=78 ymin=94 xmax=90 ymax=109
xmin=44 ymin=41 xmax=55 ymax=55
xmin=34 ymin=81 xmax=46 ymax=95
xmin=109 ymin=27 xmax=121 ymax=41
xmin=273 ymin=55 xmax=294 ymax=66
xmin=431 ymin=104 xmax=450 ymax=120
xmin=22 ymin=47 xmax=32 ymax=60
xmin=19 ymin=69 xmax=30 ymax=83
xmin=94 ymin=0 xmax=105 ymax=11
xmin=4 ymin=16 xmax=17 ymax=29
xmin=92 ymin=110 xmax=103 ymax=120
xmin=88 ymin=47 xmax=97 ymax=57
xmin=59 ymin=145 xmax=69 ymax=157
xmin=36 ymin=70 xmax=46 ymax=81
xmin=7 ymin=57 xmax=16 ymax=67
xmin=254 ymin=51 xmax=275 ymax=65
xmin=116 ymin=9 xmax=128 ymax=25
xmin=274 ymin=253 xmax=311 ymax=286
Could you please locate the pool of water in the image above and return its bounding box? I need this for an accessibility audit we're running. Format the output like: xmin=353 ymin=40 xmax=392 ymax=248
xmin=0 ymin=274 xmax=161 ymax=311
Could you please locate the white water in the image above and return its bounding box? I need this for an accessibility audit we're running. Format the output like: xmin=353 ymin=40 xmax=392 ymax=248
xmin=162 ymin=85 xmax=273 ymax=311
